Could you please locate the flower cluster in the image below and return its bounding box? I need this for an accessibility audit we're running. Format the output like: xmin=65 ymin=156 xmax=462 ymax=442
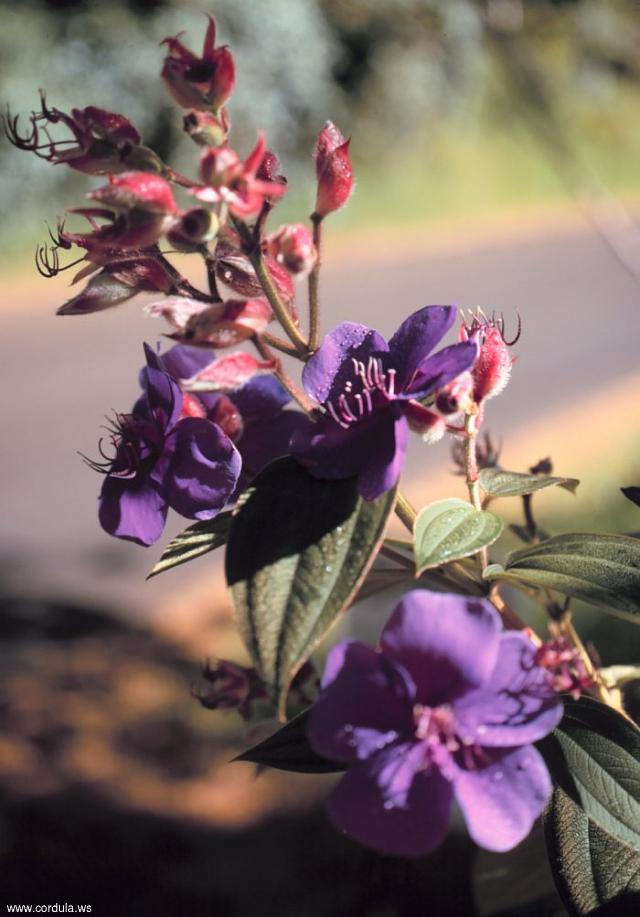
xmin=11 ymin=15 xmax=622 ymax=878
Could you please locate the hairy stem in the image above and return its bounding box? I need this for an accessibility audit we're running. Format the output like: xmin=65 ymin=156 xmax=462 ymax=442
xmin=307 ymin=213 xmax=323 ymax=352
xmin=261 ymin=331 xmax=301 ymax=357
xmin=463 ymin=412 xmax=489 ymax=570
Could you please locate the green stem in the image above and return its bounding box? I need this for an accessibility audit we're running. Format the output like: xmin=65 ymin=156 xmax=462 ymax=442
xmin=395 ymin=492 xmax=417 ymax=535
xmin=463 ymin=412 xmax=489 ymax=571
xmin=261 ymin=331 xmax=301 ymax=358
xmin=307 ymin=213 xmax=323 ymax=352
xmin=253 ymin=335 xmax=315 ymax=414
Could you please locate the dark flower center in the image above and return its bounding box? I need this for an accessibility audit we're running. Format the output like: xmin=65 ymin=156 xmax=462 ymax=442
xmin=326 ymin=356 xmax=397 ymax=429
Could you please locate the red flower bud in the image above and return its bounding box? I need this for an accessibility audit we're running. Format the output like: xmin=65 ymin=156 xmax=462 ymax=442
xmin=89 ymin=172 xmax=178 ymax=215
xmin=313 ymin=121 xmax=354 ymax=218
xmin=165 ymin=298 xmax=271 ymax=348
xmin=179 ymin=392 xmax=207 ymax=420
xmin=434 ymin=371 xmax=474 ymax=415
xmin=161 ymin=16 xmax=235 ymax=112
xmin=460 ymin=311 xmax=519 ymax=404
xmin=193 ymin=135 xmax=286 ymax=218
xmin=405 ymin=401 xmax=446 ymax=443
xmin=210 ymin=394 xmax=244 ymax=441
xmin=166 ymin=207 xmax=219 ymax=252
xmin=57 ymin=256 xmax=174 ymax=316
xmin=266 ymin=224 xmax=317 ymax=276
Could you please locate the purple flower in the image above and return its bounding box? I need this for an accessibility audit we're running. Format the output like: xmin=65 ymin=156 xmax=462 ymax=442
xmin=308 ymin=591 xmax=563 ymax=857
xmin=94 ymin=344 xmax=241 ymax=546
xmin=160 ymin=343 xmax=306 ymax=480
xmin=291 ymin=306 xmax=478 ymax=500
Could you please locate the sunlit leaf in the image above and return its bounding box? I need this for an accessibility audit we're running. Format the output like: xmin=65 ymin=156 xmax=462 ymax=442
xmin=147 ymin=513 xmax=232 ymax=579
xmin=414 ymin=497 xmax=503 ymax=574
xmin=226 ymin=458 xmax=396 ymax=718
xmin=484 ymin=533 xmax=640 ymax=617
xmin=479 ymin=467 xmax=579 ymax=498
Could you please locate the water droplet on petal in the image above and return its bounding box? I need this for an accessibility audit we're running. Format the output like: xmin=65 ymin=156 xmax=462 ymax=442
xmin=476 ymin=725 xmax=488 ymax=735
xmin=325 ymin=565 xmax=333 ymax=573
xmin=491 ymin=770 xmax=504 ymax=783
xmin=383 ymin=801 xmax=394 ymax=811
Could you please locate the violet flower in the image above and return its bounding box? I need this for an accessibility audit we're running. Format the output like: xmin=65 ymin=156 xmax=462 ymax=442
xmin=160 ymin=344 xmax=306 ymax=480
xmin=93 ymin=344 xmax=241 ymax=546
xmin=291 ymin=306 xmax=478 ymax=500
xmin=308 ymin=591 xmax=563 ymax=857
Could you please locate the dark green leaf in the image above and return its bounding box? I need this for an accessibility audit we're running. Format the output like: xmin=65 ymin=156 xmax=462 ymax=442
xmin=414 ymin=497 xmax=503 ymax=574
xmin=235 ymin=709 xmax=344 ymax=774
xmin=540 ymin=697 xmax=640 ymax=850
xmin=542 ymin=697 xmax=640 ymax=915
xmin=622 ymin=487 xmax=640 ymax=509
xmin=147 ymin=513 xmax=232 ymax=579
xmin=484 ymin=533 xmax=640 ymax=617
xmin=480 ymin=467 xmax=579 ymax=498
xmin=225 ymin=458 xmax=397 ymax=718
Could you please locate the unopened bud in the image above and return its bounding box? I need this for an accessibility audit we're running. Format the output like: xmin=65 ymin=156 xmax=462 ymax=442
xmin=435 ymin=371 xmax=474 ymax=415
xmin=460 ymin=312 xmax=518 ymax=404
xmin=266 ymin=224 xmax=317 ymax=276
xmin=210 ymin=393 xmax=244 ymax=441
xmin=313 ymin=121 xmax=354 ymax=218
xmin=167 ymin=207 xmax=219 ymax=251
xmin=183 ymin=110 xmax=229 ymax=147
xmin=405 ymin=401 xmax=446 ymax=443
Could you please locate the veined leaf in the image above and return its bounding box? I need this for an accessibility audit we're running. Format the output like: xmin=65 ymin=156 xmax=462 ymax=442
xmin=484 ymin=533 xmax=640 ymax=617
xmin=541 ymin=697 xmax=640 ymax=914
xmin=147 ymin=512 xmax=232 ymax=579
xmin=479 ymin=468 xmax=579 ymax=498
xmin=225 ymin=458 xmax=397 ymax=719
xmin=414 ymin=497 xmax=503 ymax=574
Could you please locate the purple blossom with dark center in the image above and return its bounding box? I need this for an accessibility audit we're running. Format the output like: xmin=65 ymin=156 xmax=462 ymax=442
xmin=308 ymin=590 xmax=563 ymax=858
xmin=291 ymin=306 xmax=478 ymax=500
xmin=160 ymin=344 xmax=306 ymax=481
xmin=92 ymin=344 xmax=241 ymax=546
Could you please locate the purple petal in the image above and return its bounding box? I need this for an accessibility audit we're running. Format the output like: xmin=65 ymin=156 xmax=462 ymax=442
xmin=454 ymin=745 xmax=552 ymax=852
xmin=308 ymin=641 xmax=415 ymax=764
xmin=453 ymin=633 xmax=563 ymax=747
xmin=357 ymin=411 xmax=408 ymax=501
xmin=291 ymin=409 xmax=407 ymax=500
xmin=328 ymin=741 xmax=454 ymax=857
xmin=400 ymin=340 xmax=478 ymax=399
xmin=99 ymin=474 xmax=167 ymax=546
xmin=302 ymin=323 xmax=388 ymax=405
xmin=159 ymin=417 xmax=241 ymax=518
xmin=380 ymin=591 xmax=501 ymax=706
xmin=231 ymin=374 xmax=290 ymax=421
xmin=239 ymin=410 xmax=307 ymax=476
xmin=387 ymin=305 xmax=456 ymax=391
xmin=142 ymin=343 xmax=182 ymax=429
xmin=160 ymin=343 xmax=213 ymax=380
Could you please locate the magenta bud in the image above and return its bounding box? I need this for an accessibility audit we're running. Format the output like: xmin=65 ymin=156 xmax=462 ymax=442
xmin=161 ymin=16 xmax=236 ymax=112
xmin=266 ymin=224 xmax=317 ymax=276
xmin=313 ymin=121 xmax=354 ymax=218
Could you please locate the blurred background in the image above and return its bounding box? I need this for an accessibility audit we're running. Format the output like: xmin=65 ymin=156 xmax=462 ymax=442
xmin=1 ymin=1 xmax=640 ymax=914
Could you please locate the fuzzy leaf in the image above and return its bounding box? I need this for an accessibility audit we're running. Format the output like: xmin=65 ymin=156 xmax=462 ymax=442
xmin=479 ymin=467 xmax=579 ymax=498
xmin=235 ymin=709 xmax=344 ymax=774
xmin=147 ymin=513 xmax=232 ymax=579
xmin=484 ymin=533 xmax=640 ymax=617
xmin=541 ymin=697 xmax=640 ymax=915
xmin=414 ymin=497 xmax=503 ymax=574
xmin=225 ymin=458 xmax=396 ymax=718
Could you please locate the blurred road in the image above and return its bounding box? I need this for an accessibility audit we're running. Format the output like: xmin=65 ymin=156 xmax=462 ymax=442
xmin=1 ymin=211 xmax=638 ymax=618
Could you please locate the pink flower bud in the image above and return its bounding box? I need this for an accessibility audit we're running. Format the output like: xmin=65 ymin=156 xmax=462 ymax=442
xmin=405 ymin=401 xmax=446 ymax=443
xmin=179 ymin=392 xmax=207 ymax=420
xmin=266 ymin=224 xmax=317 ymax=275
xmin=161 ymin=16 xmax=235 ymax=112
xmin=313 ymin=121 xmax=354 ymax=218
xmin=171 ymin=298 xmax=271 ymax=348
xmin=434 ymin=371 xmax=474 ymax=415
xmin=89 ymin=172 xmax=178 ymax=215
xmin=183 ymin=110 xmax=229 ymax=147
xmin=144 ymin=295 xmax=212 ymax=330
xmin=460 ymin=311 xmax=520 ymax=404
xmin=193 ymin=135 xmax=286 ymax=218
xmin=182 ymin=352 xmax=277 ymax=392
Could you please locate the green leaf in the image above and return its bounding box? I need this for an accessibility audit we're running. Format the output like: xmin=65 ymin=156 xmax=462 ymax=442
xmin=541 ymin=697 xmax=640 ymax=915
xmin=414 ymin=497 xmax=503 ymax=574
xmin=147 ymin=513 xmax=232 ymax=579
xmin=479 ymin=467 xmax=579 ymax=497
xmin=484 ymin=533 xmax=640 ymax=617
xmin=225 ymin=458 xmax=397 ymax=718
xmin=540 ymin=697 xmax=640 ymax=850
xmin=544 ymin=783 xmax=640 ymax=916
xmin=235 ymin=709 xmax=344 ymax=774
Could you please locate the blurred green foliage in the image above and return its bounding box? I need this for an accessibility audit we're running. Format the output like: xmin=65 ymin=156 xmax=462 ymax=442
xmin=2 ymin=0 xmax=640 ymax=252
